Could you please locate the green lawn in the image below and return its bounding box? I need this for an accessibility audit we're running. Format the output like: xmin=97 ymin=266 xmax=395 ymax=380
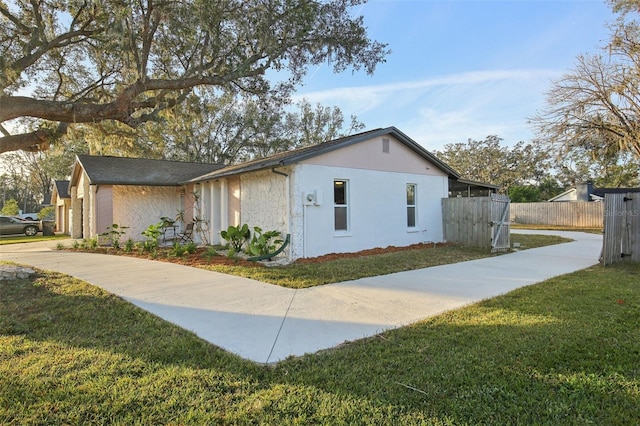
xmin=0 ymin=234 xmax=69 ymax=245
xmin=1 ymin=261 xmax=638 ymax=424
xmin=200 ymin=233 xmax=572 ymax=288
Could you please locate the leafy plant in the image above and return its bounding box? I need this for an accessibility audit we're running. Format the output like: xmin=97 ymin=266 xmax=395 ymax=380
xmin=184 ymin=241 xmax=198 ymax=254
xmin=99 ymin=223 xmax=129 ymax=249
xmin=38 ymin=206 xmax=55 ymax=221
xmin=201 ymin=246 xmax=219 ymax=262
xmin=246 ymin=227 xmax=283 ymax=256
xmin=0 ymin=198 xmax=19 ymax=216
xmin=220 ymin=224 xmax=251 ymax=252
xmin=141 ymin=222 xmax=163 ymax=251
xmin=124 ymin=238 xmax=135 ymax=253
xmin=170 ymin=242 xmax=187 ymax=257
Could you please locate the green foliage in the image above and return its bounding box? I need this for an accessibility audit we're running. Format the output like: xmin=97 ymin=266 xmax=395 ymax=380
xmin=170 ymin=242 xmax=187 ymax=257
xmin=184 ymin=241 xmax=198 ymax=254
xmin=124 ymin=238 xmax=135 ymax=253
xmin=246 ymin=227 xmax=283 ymax=256
xmin=99 ymin=223 xmax=129 ymax=249
xmin=201 ymin=246 xmax=220 ymax=262
xmin=436 ymin=137 xmax=550 ymax=194
xmin=1 ymin=0 xmax=387 ymax=154
xmin=141 ymin=222 xmax=163 ymax=251
xmin=220 ymin=224 xmax=251 ymax=252
xmin=1 ymin=199 xmax=19 ymax=216
xmin=37 ymin=206 xmax=55 ymax=221
xmin=79 ymin=238 xmax=98 ymax=250
xmin=509 ymin=185 xmax=541 ymax=202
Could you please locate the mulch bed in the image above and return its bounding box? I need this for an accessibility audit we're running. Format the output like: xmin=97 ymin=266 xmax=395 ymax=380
xmin=66 ymin=242 xmax=453 ymax=268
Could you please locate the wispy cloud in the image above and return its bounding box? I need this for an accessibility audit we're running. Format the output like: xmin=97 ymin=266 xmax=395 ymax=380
xmin=294 ymin=69 xmax=563 ymax=150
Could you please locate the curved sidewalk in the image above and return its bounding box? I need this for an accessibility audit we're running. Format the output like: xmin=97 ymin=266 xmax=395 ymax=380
xmin=1 ymin=230 xmax=602 ymax=364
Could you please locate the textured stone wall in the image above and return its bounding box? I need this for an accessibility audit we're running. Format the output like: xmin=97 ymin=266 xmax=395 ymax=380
xmin=240 ymin=169 xmax=288 ymax=235
xmin=112 ymin=185 xmax=183 ymax=241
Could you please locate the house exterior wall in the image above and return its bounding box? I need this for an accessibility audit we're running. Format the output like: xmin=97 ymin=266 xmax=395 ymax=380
xmin=96 ymin=186 xmax=113 ymax=240
xmin=290 ymin=164 xmax=448 ymax=259
xmin=112 ymin=185 xmax=184 ymax=242
xmin=300 ymin=135 xmax=447 ymax=178
xmin=53 ymin=194 xmax=71 ymax=234
xmin=239 ymin=169 xmax=289 ymax=236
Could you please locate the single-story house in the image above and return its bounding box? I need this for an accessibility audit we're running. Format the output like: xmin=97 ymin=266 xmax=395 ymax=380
xmin=51 ymin=180 xmax=71 ymax=234
xmin=68 ymin=156 xmax=225 ymax=241
xmin=68 ymin=127 xmax=484 ymax=259
xmin=549 ymin=181 xmax=640 ymax=202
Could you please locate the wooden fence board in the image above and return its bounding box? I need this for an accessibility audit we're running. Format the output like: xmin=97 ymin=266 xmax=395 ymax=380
xmin=442 ymin=195 xmax=510 ymax=251
xmin=601 ymin=193 xmax=640 ymax=266
xmin=510 ymin=202 xmax=604 ymax=228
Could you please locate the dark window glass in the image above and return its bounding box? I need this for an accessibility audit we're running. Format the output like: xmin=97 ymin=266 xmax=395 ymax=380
xmin=334 ymin=180 xmax=348 ymax=231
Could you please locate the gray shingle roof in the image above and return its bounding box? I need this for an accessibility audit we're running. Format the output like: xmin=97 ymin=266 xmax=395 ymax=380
xmin=54 ymin=180 xmax=70 ymax=198
xmin=191 ymin=127 xmax=460 ymax=182
xmin=75 ymin=155 xmax=225 ymax=186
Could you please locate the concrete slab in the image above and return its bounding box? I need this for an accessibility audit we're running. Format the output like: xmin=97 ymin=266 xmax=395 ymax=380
xmin=1 ymin=230 xmax=602 ymax=363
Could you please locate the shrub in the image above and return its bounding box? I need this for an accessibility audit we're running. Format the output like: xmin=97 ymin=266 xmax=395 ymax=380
xmin=246 ymin=227 xmax=283 ymax=256
xmin=185 ymin=241 xmax=198 ymax=254
xmin=141 ymin=222 xmax=163 ymax=251
xmin=220 ymin=224 xmax=250 ymax=252
xmin=124 ymin=238 xmax=135 ymax=253
xmin=99 ymin=223 xmax=129 ymax=249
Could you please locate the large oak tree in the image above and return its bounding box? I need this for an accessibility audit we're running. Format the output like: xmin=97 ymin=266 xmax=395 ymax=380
xmin=0 ymin=0 xmax=388 ymax=154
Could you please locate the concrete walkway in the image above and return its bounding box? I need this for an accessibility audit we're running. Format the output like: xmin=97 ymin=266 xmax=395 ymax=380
xmin=1 ymin=230 xmax=602 ymax=364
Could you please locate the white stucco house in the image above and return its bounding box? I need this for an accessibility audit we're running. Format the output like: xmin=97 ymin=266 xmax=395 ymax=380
xmin=67 ymin=127 xmax=468 ymax=259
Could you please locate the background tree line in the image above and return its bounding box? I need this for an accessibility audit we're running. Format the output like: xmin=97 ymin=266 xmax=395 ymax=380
xmin=2 ymin=0 xmax=640 ymax=211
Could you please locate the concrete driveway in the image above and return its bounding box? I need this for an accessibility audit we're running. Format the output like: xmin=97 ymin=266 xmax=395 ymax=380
xmin=1 ymin=230 xmax=602 ymax=363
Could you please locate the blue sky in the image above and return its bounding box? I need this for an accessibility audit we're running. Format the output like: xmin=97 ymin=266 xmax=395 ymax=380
xmin=292 ymin=0 xmax=616 ymax=151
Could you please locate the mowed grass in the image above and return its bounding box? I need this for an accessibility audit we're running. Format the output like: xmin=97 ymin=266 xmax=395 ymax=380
xmin=1 ymin=261 xmax=638 ymax=424
xmin=200 ymin=233 xmax=572 ymax=288
xmin=0 ymin=234 xmax=69 ymax=245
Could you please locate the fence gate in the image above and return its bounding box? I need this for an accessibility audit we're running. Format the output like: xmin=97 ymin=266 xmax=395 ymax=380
xmin=490 ymin=194 xmax=511 ymax=252
xmin=442 ymin=194 xmax=510 ymax=252
xmin=601 ymin=193 xmax=640 ymax=266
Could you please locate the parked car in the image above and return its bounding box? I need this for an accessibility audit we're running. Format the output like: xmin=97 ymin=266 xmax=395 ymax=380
xmin=16 ymin=212 xmax=39 ymax=221
xmin=0 ymin=215 xmax=41 ymax=236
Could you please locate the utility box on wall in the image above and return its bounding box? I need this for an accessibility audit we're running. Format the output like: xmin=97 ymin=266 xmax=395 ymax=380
xmin=303 ymin=190 xmax=322 ymax=206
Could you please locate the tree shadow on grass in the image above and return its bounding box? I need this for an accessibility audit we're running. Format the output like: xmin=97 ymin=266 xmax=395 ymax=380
xmin=1 ymin=265 xmax=638 ymax=424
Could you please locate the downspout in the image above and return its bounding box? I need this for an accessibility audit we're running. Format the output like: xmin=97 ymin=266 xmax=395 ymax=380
xmin=271 ymin=165 xmax=291 ymax=257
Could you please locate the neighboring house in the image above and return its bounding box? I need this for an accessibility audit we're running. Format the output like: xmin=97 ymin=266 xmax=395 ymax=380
xmin=68 ymin=155 xmax=225 ymax=241
xmin=549 ymin=181 xmax=640 ymax=202
xmin=190 ymin=127 xmax=460 ymax=259
xmin=67 ymin=127 xmax=486 ymax=260
xmin=51 ymin=180 xmax=71 ymax=234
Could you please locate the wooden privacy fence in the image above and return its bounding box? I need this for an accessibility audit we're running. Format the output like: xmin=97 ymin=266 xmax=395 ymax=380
xmin=510 ymin=202 xmax=604 ymax=228
xmin=442 ymin=194 xmax=510 ymax=252
xmin=601 ymin=193 xmax=640 ymax=266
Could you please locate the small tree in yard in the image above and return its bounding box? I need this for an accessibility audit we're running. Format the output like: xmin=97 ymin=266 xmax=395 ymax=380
xmin=1 ymin=199 xmax=19 ymax=216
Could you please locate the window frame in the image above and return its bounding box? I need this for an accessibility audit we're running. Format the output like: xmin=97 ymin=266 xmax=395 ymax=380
xmin=334 ymin=179 xmax=349 ymax=233
xmin=406 ymin=183 xmax=417 ymax=229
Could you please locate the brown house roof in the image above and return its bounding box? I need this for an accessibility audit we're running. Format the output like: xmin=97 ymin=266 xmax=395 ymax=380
xmin=190 ymin=127 xmax=461 ymax=182
xmin=72 ymin=155 xmax=225 ymax=186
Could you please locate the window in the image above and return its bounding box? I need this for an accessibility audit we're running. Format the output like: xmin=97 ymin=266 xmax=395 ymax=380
xmin=334 ymin=180 xmax=348 ymax=231
xmin=407 ymin=184 xmax=416 ymax=228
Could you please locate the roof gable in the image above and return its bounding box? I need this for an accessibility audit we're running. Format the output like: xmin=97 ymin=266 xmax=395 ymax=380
xmin=71 ymin=155 xmax=225 ymax=187
xmin=52 ymin=180 xmax=70 ymax=199
xmin=192 ymin=127 xmax=459 ymax=181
